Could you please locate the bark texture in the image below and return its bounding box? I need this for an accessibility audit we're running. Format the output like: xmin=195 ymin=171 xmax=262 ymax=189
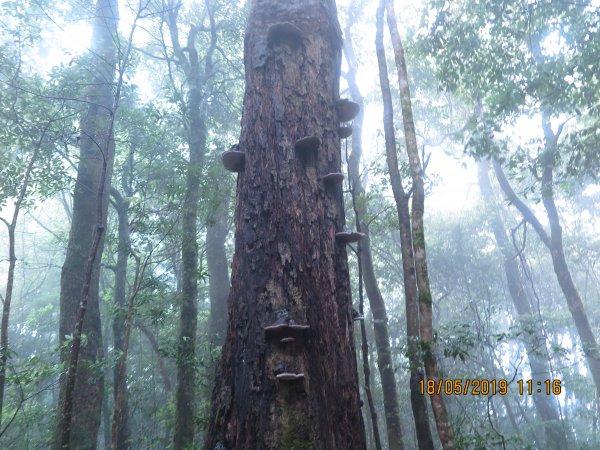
xmin=374 ymin=2 xmax=435 ymax=449
xmin=344 ymin=6 xmax=404 ymax=449
xmin=204 ymin=1 xmax=365 ymax=448
xmin=55 ymin=0 xmax=118 ymax=446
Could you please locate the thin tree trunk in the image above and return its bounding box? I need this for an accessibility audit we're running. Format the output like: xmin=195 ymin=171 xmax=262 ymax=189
xmin=54 ymin=0 xmax=119 ymax=446
xmin=344 ymin=6 xmax=404 ymax=448
xmin=0 ymin=120 xmax=51 ymax=424
xmin=164 ymin=2 xmax=215 ymax=445
xmin=374 ymin=2 xmax=435 ymax=449
xmin=206 ymin=195 xmax=230 ymax=348
xmin=383 ymin=2 xmax=456 ymax=448
xmin=112 ymin=251 xmax=143 ymax=450
xmin=356 ymin=246 xmax=383 ymax=450
xmin=110 ymin=188 xmax=132 ymax=450
xmin=493 ymin=156 xmax=600 ymax=396
xmin=204 ymin=1 xmax=366 ymax=447
xmin=478 ymin=160 xmax=568 ymax=449
xmin=135 ymin=323 xmax=172 ymax=394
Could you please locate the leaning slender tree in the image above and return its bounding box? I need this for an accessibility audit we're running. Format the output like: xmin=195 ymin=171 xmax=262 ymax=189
xmin=376 ymin=0 xmax=454 ymax=448
xmin=204 ymin=0 xmax=366 ymax=448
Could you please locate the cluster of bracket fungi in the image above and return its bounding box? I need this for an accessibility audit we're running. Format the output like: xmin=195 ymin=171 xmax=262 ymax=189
xmin=220 ymin=101 xmax=365 ymax=246
xmin=222 ymin=23 xmax=368 ymax=385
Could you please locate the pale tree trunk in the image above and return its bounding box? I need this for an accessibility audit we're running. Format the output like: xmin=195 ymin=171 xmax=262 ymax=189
xmin=374 ymin=2 xmax=435 ymax=449
xmin=204 ymin=0 xmax=366 ymax=448
xmin=54 ymin=0 xmax=118 ymax=446
xmin=382 ymin=1 xmax=455 ymax=448
xmin=109 ymin=188 xmax=131 ymax=450
xmin=206 ymin=195 xmax=230 ymax=348
xmin=478 ymin=160 xmax=568 ymax=449
xmin=344 ymin=4 xmax=404 ymax=449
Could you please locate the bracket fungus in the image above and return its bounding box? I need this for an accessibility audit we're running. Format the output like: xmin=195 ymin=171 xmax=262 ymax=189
xmin=221 ymin=148 xmax=245 ymax=172
xmin=321 ymin=172 xmax=344 ymax=185
xmin=352 ymin=308 xmax=365 ymax=321
xmin=335 ymin=230 xmax=366 ymax=244
xmin=335 ymin=99 xmax=360 ymax=122
xmin=294 ymin=136 xmax=320 ymax=155
xmin=264 ymin=319 xmax=310 ymax=342
xmin=267 ymin=22 xmax=302 ymax=47
xmin=338 ymin=126 xmax=353 ymax=139
xmin=276 ymin=372 xmax=305 ymax=382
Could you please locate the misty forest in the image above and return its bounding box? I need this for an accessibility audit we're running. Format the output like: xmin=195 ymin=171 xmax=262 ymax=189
xmin=0 ymin=0 xmax=599 ymax=448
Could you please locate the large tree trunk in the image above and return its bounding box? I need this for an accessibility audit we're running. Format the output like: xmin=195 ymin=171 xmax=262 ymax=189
xmin=478 ymin=160 xmax=568 ymax=449
xmin=343 ymin=6 xmax=404 ymax=449
xmin=382 ymin=2 xmax=455 ymax=448
xmin=374 ymin=2 xmax=435 ymax=449
xmin=54 ymin=0 xmax=118 ymax=447
xmin=203 ymin=1 xmax=366 ymax=448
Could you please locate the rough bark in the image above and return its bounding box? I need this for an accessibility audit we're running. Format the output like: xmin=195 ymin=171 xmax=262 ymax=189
xmin=493 ymin=155 xmax=600 ymax=396
xmin=343 ymin=6 xmax=404 ymax=449
xmin=383 ymin=2 xmax=456 ymax=448
xmin=110 ymin=188 xmax=131 ymax=450
xmin=54 ymin=0 xmax=118 ymax=446
xmin=478 ymin=160 xmax=568 ymax=449
xmin=374 ymin=2 xmax=435 ymax=449
xmin=204 ymin=1 xmax=366 ymax=448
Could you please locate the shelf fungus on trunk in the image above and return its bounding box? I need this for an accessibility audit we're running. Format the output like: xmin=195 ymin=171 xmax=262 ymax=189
xmin=221 ymin=148 xmax=245 ymax=172
xmin=264 ymin=319 xmax=310 ymax=341
xmin=294 ymin=136 xmax=321 ymax=156
xmin=352 ymin=308 xmax=364 ymax=321
xmin=335 ymin=99 xmax=360 ymax=123
xmin=335 ymin=230 xmax=366 ymax=244
xmin=338 ymin=126 xmax=353 ymax=139
xmin=276 ymin=372 xmax=305 ymax=382
xmin=267 ymin=22 xmax=302 ymax=47
xmin=321 ymin=172 xmax=344 ymax=185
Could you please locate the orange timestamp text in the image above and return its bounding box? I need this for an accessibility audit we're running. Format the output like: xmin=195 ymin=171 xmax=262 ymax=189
xmin=418 ymin=378 xmax=563 ymax=396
